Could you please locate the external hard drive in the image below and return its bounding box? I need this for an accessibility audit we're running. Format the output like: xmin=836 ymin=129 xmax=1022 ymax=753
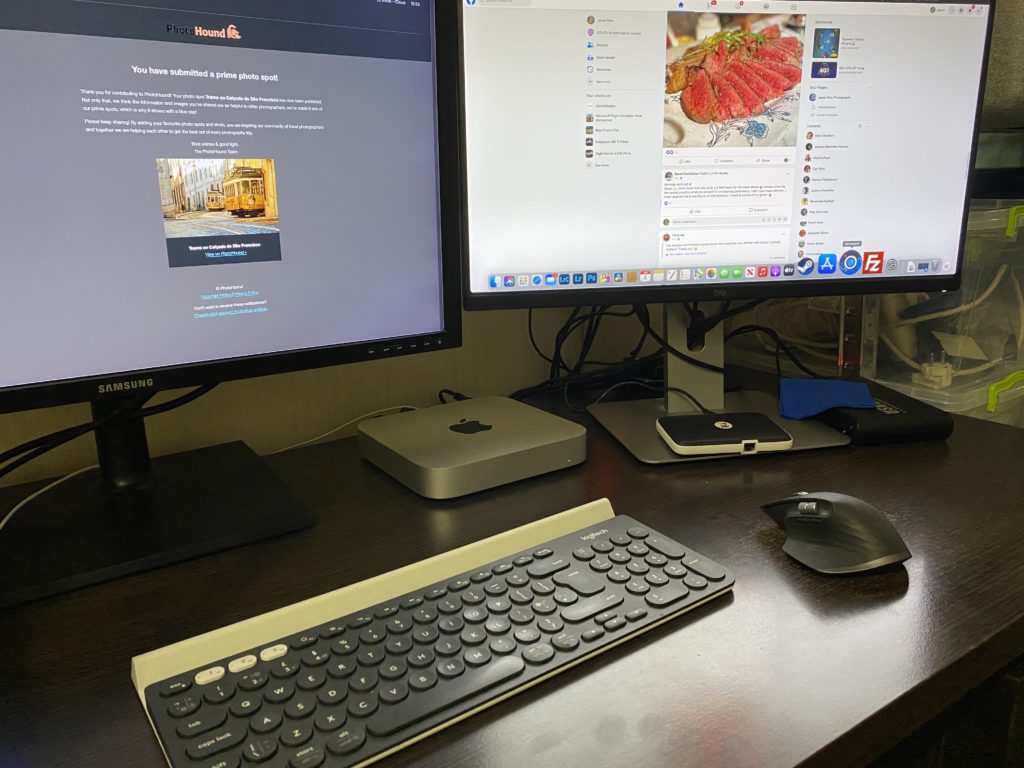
xmin=357 ymin=397 xmax=587 ymax=499
xmin=656 ymin=412 xmax=794 ymax=457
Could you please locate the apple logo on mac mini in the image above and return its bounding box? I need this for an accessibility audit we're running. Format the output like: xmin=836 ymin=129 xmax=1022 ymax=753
xmin=449 ymin=419 xmax=493 ymax=434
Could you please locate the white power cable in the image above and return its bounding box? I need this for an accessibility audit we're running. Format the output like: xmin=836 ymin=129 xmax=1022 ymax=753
xmin=268 ymin=405 xmax=418 ymax=455
xmin=0 ymin=465 xmax=98 ymax=534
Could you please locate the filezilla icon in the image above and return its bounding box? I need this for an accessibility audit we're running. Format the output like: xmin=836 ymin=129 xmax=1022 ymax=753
xmin=863 ymin=251 xmax=884 ymax=274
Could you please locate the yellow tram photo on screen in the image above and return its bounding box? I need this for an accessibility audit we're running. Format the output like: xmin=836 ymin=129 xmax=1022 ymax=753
xmin=205 ymin=189 xmax=225 ymax=211
xmin=224 ymin=166 xmax=267 ymax=217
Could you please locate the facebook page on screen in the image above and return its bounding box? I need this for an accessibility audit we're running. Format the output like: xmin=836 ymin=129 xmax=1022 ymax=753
xmin=462 ymin=0 xmax=989 ymax=294
xmin=0 ymin=0 xmax=444 ymax=388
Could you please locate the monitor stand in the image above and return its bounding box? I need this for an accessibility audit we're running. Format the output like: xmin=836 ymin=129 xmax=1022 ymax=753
xmin=0 ymin=395 xmax=314 ymax=608
xmin=588 ymin=303 xmax=849 ymax=464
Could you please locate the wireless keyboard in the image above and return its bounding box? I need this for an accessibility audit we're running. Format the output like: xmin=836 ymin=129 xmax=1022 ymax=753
xmin=145 ymin=515 xmax=734 ymax=767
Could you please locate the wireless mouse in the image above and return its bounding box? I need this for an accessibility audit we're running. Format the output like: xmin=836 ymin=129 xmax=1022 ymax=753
xmin=761 ymin=491 xmax=911 ymax=575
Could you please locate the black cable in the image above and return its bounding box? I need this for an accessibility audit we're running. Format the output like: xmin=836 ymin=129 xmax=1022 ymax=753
xmin=634 ymin=305 xmax=726 ymax=374
xmin=527 ymin=309 xmax=554 ymax=365
xmin=563 ymin=378 xmax=710 ymax=414
xmin=437 ymin=388 xmax=470 ymax=404
xmin=725 ymin=325 xmax=822 ymax=379
xmin=0 ymin=384 xmax=218 ymax=483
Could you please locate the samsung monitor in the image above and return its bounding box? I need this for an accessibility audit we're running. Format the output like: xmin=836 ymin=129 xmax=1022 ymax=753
xmin=458 ymin=0 xmax=994 ymax=461
xmin=0 ymin=0 xmax=461 ymax=606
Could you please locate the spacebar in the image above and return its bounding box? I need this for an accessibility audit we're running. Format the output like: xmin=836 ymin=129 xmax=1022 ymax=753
xmin=367 ymin=657 xmax=526 ymax=737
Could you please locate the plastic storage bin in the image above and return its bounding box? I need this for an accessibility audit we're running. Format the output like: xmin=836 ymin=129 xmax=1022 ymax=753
xmin=871 ymin=200 xmax=1024 ymax=427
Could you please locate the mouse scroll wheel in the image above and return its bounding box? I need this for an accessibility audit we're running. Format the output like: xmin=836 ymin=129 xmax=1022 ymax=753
xmin=797 ymin=501 xmax=819 ymax=514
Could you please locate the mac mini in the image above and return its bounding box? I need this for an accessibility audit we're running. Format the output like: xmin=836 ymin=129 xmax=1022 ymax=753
xmin=357 ymin=396 xmax=587 ymax=499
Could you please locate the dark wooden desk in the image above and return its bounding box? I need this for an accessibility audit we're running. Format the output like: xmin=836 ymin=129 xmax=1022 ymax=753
xmin=2 ymin=413 xmax=1023 ymax=768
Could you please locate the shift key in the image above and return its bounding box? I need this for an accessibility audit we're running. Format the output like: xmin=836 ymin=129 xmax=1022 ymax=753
xmin=561 ymin=591 xmax=624 ymax=622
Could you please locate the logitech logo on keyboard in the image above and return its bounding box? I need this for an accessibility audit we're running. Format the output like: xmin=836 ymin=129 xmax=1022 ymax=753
xmin=579 ymin=529 xmax=609 ymax=541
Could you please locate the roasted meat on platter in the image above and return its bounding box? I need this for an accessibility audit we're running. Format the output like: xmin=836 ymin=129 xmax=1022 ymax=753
xmin=666 ymin=25 xmax=804 ymax=124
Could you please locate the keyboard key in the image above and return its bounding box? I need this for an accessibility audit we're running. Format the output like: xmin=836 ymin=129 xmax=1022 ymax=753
xmin=367 ymin=657 xmax=525 ymax=737
xmin=447 ymin=578 xmax=470 ymax=592
xmin=166 ymin=693 xmax=201 ymax=718
xmin=230 ymin=695 xmax=261 ymax=717
xmin=349 ymin=672 xmax=377 ymax=693
xmin=581 ymin=627 xmax=604 ymax=642
xmin=533 ymin=548 xmax=553 ymax=558
xmin=464 ymin=647 xmax=491 ymax=666
xmin=326 ymin=727 xmax=366 ymax=756
xmin=400 ymin=596 xmax=424 ymax=609
xmin=509 ymin=607 xmax=534 ymax=625
xmin=590 ymin=557 xmax=612 ymax=572
xmin=348 ymin=694 xmax=379 ymax=718
xmin=386 ymin=636 xmax=413 ymax=655
xmin=302 ymin=647 xmax=331 ymax=667
xmin=462 ymin=588 xmax=486 ymax=605
xmin=492 ymin=562 xmax=513 ymax=574
xmin=627 ymin=526 xmax=649 ymax=539
xmin=289 ymin=633 xmax=319 ymax=650
xmin=484 ymin=581 xmax=507 ymax=596
xmin=241 ymin=736 xmax=278 ymax=764
xmin=512 ymin=555 xmax=533 ymax=567
xmin=531 ymin=580 xmax=554 ymax=596
xmin=532 ymin=598 xmax=556 ymax=615
xmin=645 ymin=552 xmax=668 ymax=567
xmin=460 ymin=627 xmax=487 ymax=645
xmin=537 ymin=616 xmax=564 ymax=634
xmin=281 ymin=723 xmax=313 ymax=747
xmin=682 ymin=555 xmax=727 ymax=581
xmin=645 ymin=572 xmax=668 ymax=587
xmin=332 ymin=636 xmax=358 ymax=655
xmin=645 ymin=582 xmax=690 ymax=607
xmin=514 ymin=626 xmax=541 ymax=644
xmin=470 ymin=570 xmax=491 ymax=583
xmin=626 ymin=561 xmax=649 ymax=575
xmin=297 ymin=669 xmax=327 ymax=691
xmin=176 ymin=706 xmax=226 ymax=738
xmin=553 ymin=568 xmax=605 ymax=596
xmin=683 ymin=573 xmax=709 ymax=590
xmin=626 ymin=579 xmax=649 ymax=595
xmin=625 ymin=608 xmax=648 ymax=622
xmin=608 ymin=568 xmax=630 ymax=583
xmin=572 ymin=547 xmax=594 ymax=561
xmin=157 ymin=677 xmax=191 ymax=697
xmin=373 ymin=605 xmax=399 ymax=619
xmin=664 ymin=563 xmax=686 ymax=578
xmin=266 ymin=681 xmax=295 ymax=704
xmin=489 ymin=637 xmax=516 ymax=655
xmin=315 ymin=708 xmax=346 ymax=732
xmin=523 ymin=643 xmax=555 ymax=664
xmin=250 ymin=711 xmax=282 ymax=734
xmin=327 ymin=659 xmax=356 ymax=679
xmin=379 ymin=682 xmax=409 ymax=704
xmin=289 ymin=744 xmax=326 ymax=768
xmin=551 ymin=632 xmax=580 ymax=652
xmin=260 ymin=644 xmax=288 ymax=662
xmin=425 ymin=587 xmax=447 ymax=600
xmin=408 ymin=648 xmax=435 ymax=668
xmin=409 ymin=670 xmax=437 ymax=691
xmin=357 ymin=646 xmax=384 ymax=666
xmin=228 ymin=655 xmax=257 ymax=674
xmin=380 ymin=658 xmax=407 ymax=679
xmin=646 ymin=536 xmax=686 ymax=560
xmin=285 ymin=695 xmax=317 ymax=720
xmin=487 ymin=597 xmax=511 ymax=613
xmin=318 ymin=686 xmax=346 ymax=706
xmin=594 ymin=611 xmax=617 ymax=625
xmin=561 ymin=591 xmax=624 ymax=623
xmin=553 ymin=589 xmax=578 ymax=606
xmin=439 ymin=616 xmax=464 ymax=633
xmin=626 ymin=543 xmax=649 ymax=556
xmin=527 ymin=557 xmax=571 ymax=578
xmin=194 ymin=666 xmax=225 ymax=686
xmin=506 ymin=572 xmax=529 ymax=586
xmin=591 ymin=541 xmax=613 ymax=553
xmin=359 ymin=624 xmax=386 ymax=644
xmin=604 ymin=617 xmax=626 ymax=631
xmin=437 ymin=658 xmax=465 ymax=678
xmin=609 ymin=551 xmax=630 ymax=564
xmin=610 ymin=534 xmax=630 ymax=546
xmin=186 ymin=728 xmax=247 ymax=760
xmin=346 ymin=615 xmax=373 ymax=629
xmin=239 ymin=670 xmax=269 ymax=691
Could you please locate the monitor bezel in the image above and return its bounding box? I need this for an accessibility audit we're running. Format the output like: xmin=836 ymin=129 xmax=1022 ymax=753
xmin=0 ymin=0 xmax=463 ymax=414
xmin=458 ymin=0 xmax=997 ymax=311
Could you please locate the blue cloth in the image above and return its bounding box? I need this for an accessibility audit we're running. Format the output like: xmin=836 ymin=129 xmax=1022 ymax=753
xmin=778 ymin=378 xmax=875 ymax=420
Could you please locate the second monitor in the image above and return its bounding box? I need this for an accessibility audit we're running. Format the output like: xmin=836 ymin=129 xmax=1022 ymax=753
xmin=457 ymin=0 xmax=994 ymax=461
